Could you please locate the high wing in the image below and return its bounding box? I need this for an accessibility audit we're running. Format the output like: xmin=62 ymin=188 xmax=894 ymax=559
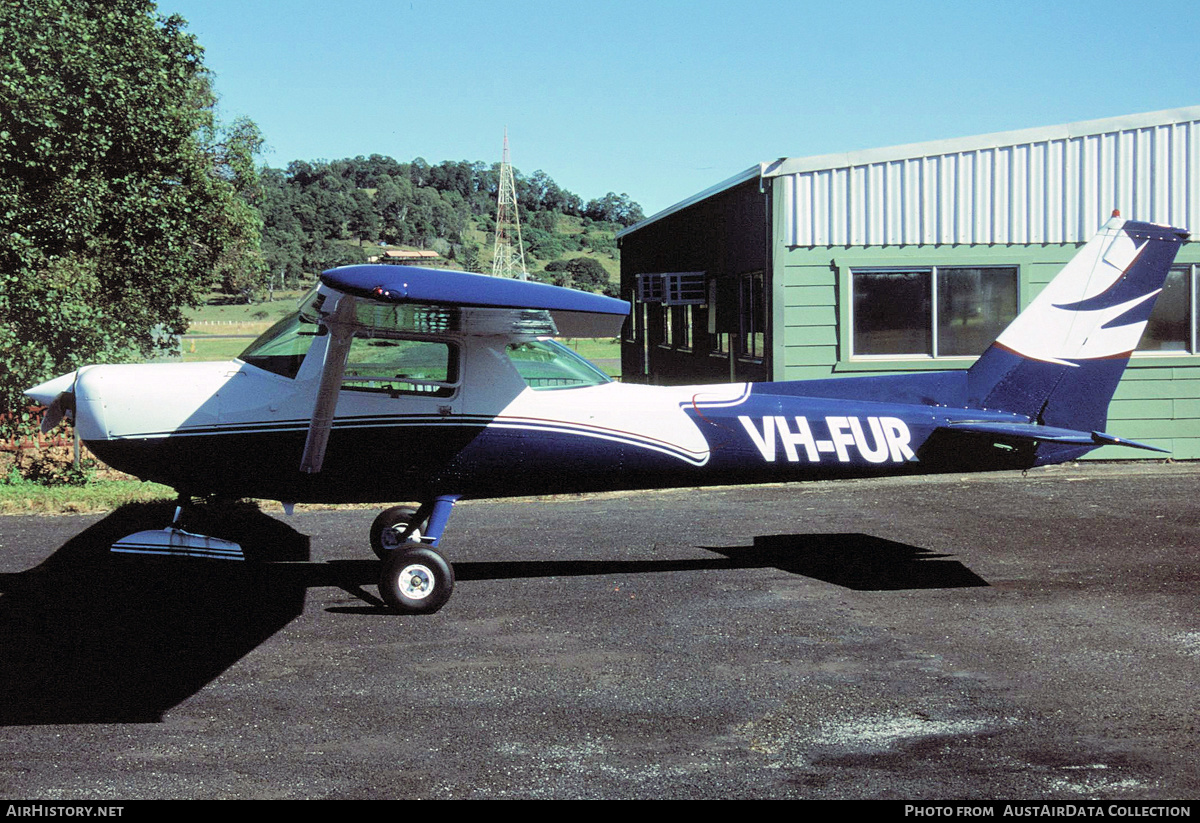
xmin=299 ymin=266 xmax=629 ymax=474
xmin=322 ymin=265 xmax=629 ymax=337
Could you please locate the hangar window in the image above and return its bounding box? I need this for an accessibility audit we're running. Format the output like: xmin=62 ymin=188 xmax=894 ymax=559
xmin=636 ymin=272 xmax=706 ymax=305
xmin=637 ymin=273 xmax=664 ymax=303
xmin=674 ymin=304 xmax=694 ymax=351
xmin=1139 ymin=265 xmax=1196 ymax=353
xmin=851 ymin=266 xmax=1018 ymax=358
xmin=622 ymin=285 xmax=637 ymax=344
xmin=708 ymin=278 xmax=729 ymax=357
xmin=638 ymin=272 xmax=704 ymax=352
xmin=656 ymin=304 xmax=695 ymax=350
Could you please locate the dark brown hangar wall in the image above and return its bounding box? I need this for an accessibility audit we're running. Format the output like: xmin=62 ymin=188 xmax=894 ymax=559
xmin=619 ymin=176 xmax=769 ymax=385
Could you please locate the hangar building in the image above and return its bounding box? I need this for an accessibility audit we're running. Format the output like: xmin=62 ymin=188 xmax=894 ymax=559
xmin=617 ymin=107 xmax=1200 ymax=458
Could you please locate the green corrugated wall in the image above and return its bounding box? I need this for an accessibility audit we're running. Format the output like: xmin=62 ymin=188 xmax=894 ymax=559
xmin=772 ymin=218 xmax=1200 ymax=459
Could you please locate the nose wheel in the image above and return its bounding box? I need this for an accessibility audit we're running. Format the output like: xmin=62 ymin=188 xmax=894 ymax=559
xmin=373 ymin=495 xmax=460 ymax=614
xmin=378 ymin=544 xmax=454 ymax=614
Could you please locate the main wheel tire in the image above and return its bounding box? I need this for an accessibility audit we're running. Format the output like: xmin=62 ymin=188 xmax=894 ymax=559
xmin=378 ymin=544 xmax=454 ymax=614
xmin=369 ymin=505 xmax=424 ymax=559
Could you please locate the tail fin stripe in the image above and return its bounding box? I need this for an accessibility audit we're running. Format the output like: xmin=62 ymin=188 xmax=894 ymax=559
xmin=1099 ymin=290 xmax=1162 ymax=330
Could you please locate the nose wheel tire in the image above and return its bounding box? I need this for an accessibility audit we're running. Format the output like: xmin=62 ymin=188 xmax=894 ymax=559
xmin=378 ymin=544 xmax=454 ymax=614
xmin=370 ymin=505 xmax=424 ymax=559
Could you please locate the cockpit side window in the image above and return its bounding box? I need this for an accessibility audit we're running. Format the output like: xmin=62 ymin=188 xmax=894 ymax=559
xmin=505 ymin=338 xmax=612 ymax=390
xmin=342 ymin=336 xmax=457 ymax=397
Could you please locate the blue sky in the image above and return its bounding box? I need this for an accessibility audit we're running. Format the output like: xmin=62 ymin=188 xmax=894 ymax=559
xmin=160 ymin=0 xmax=1199 ymax=217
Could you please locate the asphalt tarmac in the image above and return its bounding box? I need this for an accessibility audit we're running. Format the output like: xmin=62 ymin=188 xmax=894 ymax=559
xmin=0 ymin=463 xmax=1196 ymax=799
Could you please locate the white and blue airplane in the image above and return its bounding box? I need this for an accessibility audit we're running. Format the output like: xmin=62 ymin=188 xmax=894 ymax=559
xmin=24 ymin=213 xmax=1190 ymax=613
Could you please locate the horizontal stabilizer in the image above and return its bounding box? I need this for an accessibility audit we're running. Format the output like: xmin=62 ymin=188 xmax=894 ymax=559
xmin=939 ymin=420 xmax=1168 ymax=453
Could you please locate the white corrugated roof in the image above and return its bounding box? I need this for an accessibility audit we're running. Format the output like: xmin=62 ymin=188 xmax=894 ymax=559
xmin=761 ymin=107 xmax=1200 ymax=178
xmin=620 ymin=106 xmax=1200 ymax=246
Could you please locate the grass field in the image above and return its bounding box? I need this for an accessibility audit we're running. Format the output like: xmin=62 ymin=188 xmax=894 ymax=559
xmin=181 ymin=336 xmax=256 ymax=361
xmin=186 ymin=291 xmax=307 ymax=325
xmin=0 ymin=477 xmax=176 ymax=514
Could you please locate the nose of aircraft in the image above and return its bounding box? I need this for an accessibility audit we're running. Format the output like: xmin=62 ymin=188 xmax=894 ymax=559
xmin=25 ymin=371 xmax=80 ymax=433
xmin=24 ymin=371 xmax=77 ymax=405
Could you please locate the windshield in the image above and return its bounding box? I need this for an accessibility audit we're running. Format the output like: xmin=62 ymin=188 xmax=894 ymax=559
xmin=239 ymin=290 xmax=324 ymax=378
xmin=505 ymin=339 xmax=612 ymax=390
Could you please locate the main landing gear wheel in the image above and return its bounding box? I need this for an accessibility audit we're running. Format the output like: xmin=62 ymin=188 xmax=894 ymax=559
xmin=369 ymin=505 xmax=424 ymax=559
xmin=378 ymin=544 xmax=454 ymax=614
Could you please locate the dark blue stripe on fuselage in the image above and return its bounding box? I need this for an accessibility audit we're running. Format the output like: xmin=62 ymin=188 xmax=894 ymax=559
xmin=86 ymin=388 xmax=1062 ymax=503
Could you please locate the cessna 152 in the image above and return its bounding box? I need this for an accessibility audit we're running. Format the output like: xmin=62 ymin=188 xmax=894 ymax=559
xmin=24 ymin=213 xmax=1189 ymax=614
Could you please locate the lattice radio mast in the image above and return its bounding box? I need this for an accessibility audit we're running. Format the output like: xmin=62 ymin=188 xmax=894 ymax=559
xmin=491 ymin=129 xmax=527 ymax=280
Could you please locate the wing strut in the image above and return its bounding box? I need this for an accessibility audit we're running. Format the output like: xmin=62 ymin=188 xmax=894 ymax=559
xmin=300 ymin=295 xmax=358 ymax=474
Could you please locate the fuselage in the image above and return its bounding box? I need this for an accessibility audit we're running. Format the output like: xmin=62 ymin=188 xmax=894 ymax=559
xmin=65 ymin=335 xmax=1050 ymax=505
xmin=26 ymin=218 xmax=1192 ymax=506
xmin=50 ymin=219 xmax=1190 ymax=507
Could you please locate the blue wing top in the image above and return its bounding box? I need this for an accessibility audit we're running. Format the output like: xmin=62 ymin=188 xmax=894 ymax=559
xmin=322 ymin=264 xmax=629 ymax=316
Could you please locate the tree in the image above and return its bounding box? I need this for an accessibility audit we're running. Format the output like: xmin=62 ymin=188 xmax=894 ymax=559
xmin=0 ymin=0 xmax=265 ymax=429
xmin=524 ymin=228 xmax=564 ymax=262
xmin=259 ymin=167 xmax=307 ymax=286
xmin=584 ymin=192 xmax=645 ymax=227
xmin=253 ymin=153 xmax=638 ymax=291
xmin=458 ymin=244 xmax=483 ymax=274
xmin=209 ymin=116 xmax=267 ymax=300
xmin=346 ymin=189 xmax=380 ymax=245
xmin=544 ymin=257 xmax=611 ymax=293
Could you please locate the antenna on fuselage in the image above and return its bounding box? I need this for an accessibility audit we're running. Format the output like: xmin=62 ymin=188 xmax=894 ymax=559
xmin=491 ymin=128 xmax=528 ymax=281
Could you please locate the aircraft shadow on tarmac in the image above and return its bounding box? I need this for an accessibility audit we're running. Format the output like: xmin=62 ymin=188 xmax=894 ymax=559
xmin=440 ymin=533 xmax=988 ymax=592
xmin=705 ymin=534 xmax=989 ymax=591
xmin=0 ymin=506 xmax=985 ymax=725
xmin=326 ymin=532 xmax=988 ymax=613
xmin=0 ymin=502 xmax=310 ymax=726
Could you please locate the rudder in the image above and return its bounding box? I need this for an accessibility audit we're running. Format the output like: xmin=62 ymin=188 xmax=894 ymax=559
xmin=967 ymin=213 xmax=1189 ymax=433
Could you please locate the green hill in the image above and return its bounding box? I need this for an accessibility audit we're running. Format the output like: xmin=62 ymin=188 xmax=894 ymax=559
xmin=252 ymin=156 xmax=641 ymax=300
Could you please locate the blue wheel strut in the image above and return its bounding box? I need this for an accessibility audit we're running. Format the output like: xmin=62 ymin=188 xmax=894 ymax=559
xmin=401 ymin=495 xmax=461 ymax=547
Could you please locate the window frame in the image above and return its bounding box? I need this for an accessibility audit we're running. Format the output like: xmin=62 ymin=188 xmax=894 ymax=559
xmin=843 ymin=261 xmax=1020 ymax=364
xmin=835 ymin=257 xmax=1022 ymax=374
xmin=738 ymin=270 xmax=766 ymax=363
xmin=340 ymin=332 xmax=460 ymax=398
xmin=1135 ymin=264 xmax=1197 ymax=356
xmin=676 ymin=304 xmax=694 ymax=352
xmin=635 ymin=272 xmax=705 ymax=354
xmin=707 ymin=278 xmax=729 ymax=359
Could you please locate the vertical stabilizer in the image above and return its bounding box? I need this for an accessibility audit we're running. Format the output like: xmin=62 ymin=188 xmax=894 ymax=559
xmin=967 ymin=214 xmax=1188 ymax=432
